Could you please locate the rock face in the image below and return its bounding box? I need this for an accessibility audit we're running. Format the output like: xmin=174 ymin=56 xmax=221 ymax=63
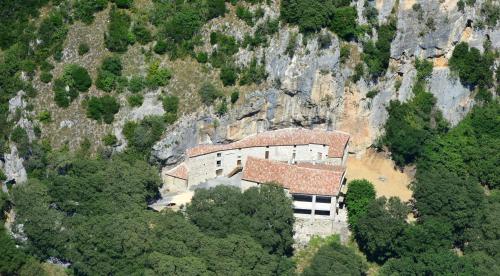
xmin=429 ymin=68 xmax=473 ymax=125
xmin=152 ymin=0 xmax=498 ymax=166
xmin=3 ymin=145 xmax=28 ymax=185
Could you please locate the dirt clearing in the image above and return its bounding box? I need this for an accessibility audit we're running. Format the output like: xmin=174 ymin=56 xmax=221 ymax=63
xmin=346 ymin=149 xmax=413 ymax=202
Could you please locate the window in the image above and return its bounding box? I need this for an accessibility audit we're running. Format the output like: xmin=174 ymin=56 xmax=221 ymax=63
xmin=292 ymin=152 xmax=296 ymax=160
xmin=237 ymin=159 xmax=242 ymax=166
xmin=265 ymin=151 xmax=269 ymax=159
xmin=317 ymin=152 xmax=323 ymax=160
xmin=315 ymin=210 xmax=330 ymax=216
xmin=293 ymin=194 xmax=313 ymax=202
xmin=216 ymin=160 xmax=221 ymax=167
xmin=293 ymin=208 xmax=312 ymax=214
xmin=217 ymin=153 xmax=222 ymax=157
xmin=216 ymin=169 xmax=223 ymax=176
xmin=316 ymin=196 xmax=331 ymax=203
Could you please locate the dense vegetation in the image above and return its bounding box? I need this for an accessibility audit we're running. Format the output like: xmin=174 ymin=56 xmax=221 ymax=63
xmin=356 ymin=97 xmax=500 ymax=273
xmin=382 ymin=59 xmax=448 ymax=166
xmin=280 ymin=0 xmax=358 ymax=40
xmin=53 ymin=64 xmax=92 ymax=108
xmin=449 ymin=42 xmax=495 ymax=88
xmin=2 ymin=152 xmax=295 ymax=275
xmin=187 ymin=184 xmax=295 ymax=256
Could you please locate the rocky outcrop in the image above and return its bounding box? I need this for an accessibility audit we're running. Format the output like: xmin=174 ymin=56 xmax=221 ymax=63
xmin=3 ymin=145 xmax=27 ymax=185
xmin=429 ymin=68 xmax=473 ymax=125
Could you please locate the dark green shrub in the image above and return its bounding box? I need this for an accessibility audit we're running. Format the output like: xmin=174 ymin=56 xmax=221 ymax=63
xmin=101 ymin=56 xmax=122 ymax=76
xmin=196 ymin=52 xmax=208 ymax=63
xmin=10 ymin=126 xmax=29 ymax=157
xmin=415 ymin=58 xmax=433 ymax=81
xmin=114 ymin=0 xmax=133 ymax=9
xmin=103 ymin=133 xmax=118 ymax=146
xmin=40 ymin=61 xmax=55 ymax=72
xmin=199 ymin=83 xmax=222 ymax=105
xmin=37 ymin=111 xmax=52 ymax=123
xmin=40 ymin=72 xmax=53 ymax=83
xmin=128 ymin=76 xmax=145 ymax=93
xmin=162 ymin=95 xmax=179 ymax=114
xmin=236 ymin=5 xmax=254 ymax=26
xmin=318 ymin=32 xmax=332 ymax=49
xmin=207 ymin=0 xmax=226 ymax=19
xmin=363 ymin=21 xmax=397 ymax=77
xmin=123 ymin=115 xmax=165 ymax=153
xmin=105 ymin=7 xmax=132 ymax=52
xmin=146 ymin=61 xmax=171 ymax=88
xmin=352 ymin=63 xmax=364 ymax=82
xmin=163 ymin=8 xmax=202 ymax=43
xmin=330 ymin=7 xmax=358 ymax=40
xmin=132 ymin=23 xmax=152 ymax=45
xmin=127 ymin=94 xmax=143 ymax=107
xmin=449 ymin=42 xmax=494 ymax=88
xmin=74 ymin=0 xmax=108 ymax=24
xmin=53 ymin=64 xmax=92 ymax=107
xmin=239 ymin=58 xmax=267 ymax=85
xmin=366 ymin=90 xmax=379 ymax=99
xmin=164 ymin=113 xmax=177 ymax=125
xmin=216 ymin=99 xmax=228 ymax=115
xmin=220 ymin=66 xmax=237 ymax=86
xmin=153 ymin=40 xmax=168 ymax=54
xmin=67 ymin=65 xmax=92 ymax=92
xmin=86 ymin=95 xmax=120 ymax=124
xmin=340 ymin=45 xmax=350 ymax=64
xmin=78 ymin=42 xmax=90 ymax=55
xmin=96 ymin=70 xmax=116 ymax=92
xmin=231 ymin=90 xmax=240 ymax=104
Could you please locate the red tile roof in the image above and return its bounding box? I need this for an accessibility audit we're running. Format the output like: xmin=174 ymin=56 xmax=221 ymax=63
xmin=165 ymin=163 xmax=188 ymax=180
xmin=241 ymin=157 xmax=345 ymax=196
xmin=187 ymin=128 xmax=349 ymax=158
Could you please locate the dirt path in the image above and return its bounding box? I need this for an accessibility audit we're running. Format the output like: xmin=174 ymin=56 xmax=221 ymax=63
xmin=346 ymin=149 xmax=413 ymax=202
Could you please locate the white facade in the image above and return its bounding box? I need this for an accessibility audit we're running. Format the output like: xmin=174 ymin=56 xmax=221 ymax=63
xmin=186 ymin=143 xmax=348 ymax=187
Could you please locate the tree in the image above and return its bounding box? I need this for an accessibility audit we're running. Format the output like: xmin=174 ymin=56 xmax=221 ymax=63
xmin=198 ymin=82 xmax=222 ymax=105
xmin=346 ymin=179 xmax=376 ymax=228
xmin=123 ymin=116 xmax=165 ymax=154
xmin=449 ymin=42 xmax=494 ymax=88
xmin=354 ymin=197 xmax=408 ymax=264
xmin=187 ymin=184 xmax=295 ymax=256
xmin=330 ymin=7 xmax=358 ymax=40
xmin=303 ymin=242 xmax=367 ymax=276
xmin=413 ymin=168 xmax=485 ymax=245
xmin=105 ymin=7 xmax=132 ymax=52
xmin=86 ymin=95 xmax=120 ymax=124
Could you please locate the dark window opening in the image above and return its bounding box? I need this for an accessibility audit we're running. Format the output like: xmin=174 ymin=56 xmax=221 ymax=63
xmin=265 ymin=151 xmax=269 ymax=159
xmin=237 ymin=159 xmax=242 ymax=166
xmin=293 ymin=208 xmax=312 ymax=214
xmin=216 ymin=160 xmax=221 ymax=167
xmin=216 ymin=169 xmax=223 ymax=176
xmin=315 ymin=210 xmax=331 ymax=216
xmin=293 ymin=194 xmax=313 ymax=202
xmin=316 ymin=196 xmax=331 ymax=203
xmin=217 ymin=153 xmax=222 ymax=157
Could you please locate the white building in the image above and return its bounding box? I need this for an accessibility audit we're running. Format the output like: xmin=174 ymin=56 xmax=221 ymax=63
xmin=163 ymin=128 xmax=350 ymax=220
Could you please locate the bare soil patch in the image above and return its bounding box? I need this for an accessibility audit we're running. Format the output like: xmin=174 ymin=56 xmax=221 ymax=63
xmin=346 ymin=149 xmax=413 ymax=202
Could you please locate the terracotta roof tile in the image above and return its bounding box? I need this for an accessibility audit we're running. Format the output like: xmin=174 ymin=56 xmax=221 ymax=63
xmin=187 ymin=128 xmax=349 ymax=158
xmin=241 ymin=157 xmax=345 ymax=196
xmin=165 ymin=163 xmax=188 ymax=180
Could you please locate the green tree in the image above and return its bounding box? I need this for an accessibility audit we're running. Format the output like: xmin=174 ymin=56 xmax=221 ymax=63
xmin=86 ymin=95 xmax=120 ymax=124
xmin=105 ymin=7 xmax=132 ymax=52
xmin=303 ymin=241 xmax=367 ymax=276
xmin=198 ymin=82 xmax=222 ymax=105
xmin=330 ymin=7 xmax=358 ymax=40
xmin=346 ymin=179 xmax=376 ymax=228
xmin=354 ymin=197 xmax=408 ymax=264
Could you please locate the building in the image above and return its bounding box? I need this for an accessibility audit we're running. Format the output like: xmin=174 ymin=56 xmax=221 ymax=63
xmin=163 ymin=128 xmax=350 ymax=220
